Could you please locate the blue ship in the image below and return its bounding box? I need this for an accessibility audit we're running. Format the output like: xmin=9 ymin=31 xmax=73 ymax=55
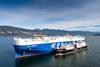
xmin=14 ymin=43 xmax=54 ymax=58
xmin=14 ymin=35 xmax=86 ymax=58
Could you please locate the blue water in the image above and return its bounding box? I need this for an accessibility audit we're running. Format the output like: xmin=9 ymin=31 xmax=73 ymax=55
xmin=0 ymin=36 xmax=100 ymax=67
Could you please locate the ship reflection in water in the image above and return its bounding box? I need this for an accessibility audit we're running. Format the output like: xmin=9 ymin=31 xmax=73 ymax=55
xmin=15 ymin=49 xmax=87 ymax=67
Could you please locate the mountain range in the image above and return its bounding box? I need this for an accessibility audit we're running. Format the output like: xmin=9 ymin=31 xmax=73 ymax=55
xmin=0 ymin=26 xmax=99 ymax=36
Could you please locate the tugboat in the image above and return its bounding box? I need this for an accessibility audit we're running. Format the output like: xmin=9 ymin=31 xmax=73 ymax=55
xmin=13 ymin=34 xmax=87 ymax=58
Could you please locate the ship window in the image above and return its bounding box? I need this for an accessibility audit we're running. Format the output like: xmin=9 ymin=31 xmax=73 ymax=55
xmin=75 ymin=41 xmax=78 ymax=43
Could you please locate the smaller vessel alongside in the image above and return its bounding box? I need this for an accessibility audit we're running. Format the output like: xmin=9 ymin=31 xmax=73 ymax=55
xmin=51 ymin=35 xmax=87 ymax=54
xmin=13 ymin=34 xmax=87 ymax=58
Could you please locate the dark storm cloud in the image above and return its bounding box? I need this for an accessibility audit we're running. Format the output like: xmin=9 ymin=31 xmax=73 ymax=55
xmin=31 ymin=0 xmax=92 ymax=10
xmin=0 ymin=0 xmax=92 ymax=10
xmin=0 ymin=0 xmax=31 ymax=5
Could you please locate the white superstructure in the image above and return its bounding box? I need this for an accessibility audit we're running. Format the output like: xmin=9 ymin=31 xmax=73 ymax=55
xmin=14 ymin=35 xmax=85 ymax=46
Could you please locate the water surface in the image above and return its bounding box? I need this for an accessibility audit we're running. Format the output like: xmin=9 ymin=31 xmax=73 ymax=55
xmin=0 ymin=36 xmax=100 ymax=67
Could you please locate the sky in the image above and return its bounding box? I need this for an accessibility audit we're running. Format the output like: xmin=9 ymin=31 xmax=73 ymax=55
xmin=0 ymin=0 xmax=100 ymax=32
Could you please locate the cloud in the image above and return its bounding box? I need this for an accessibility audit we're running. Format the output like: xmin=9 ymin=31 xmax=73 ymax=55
xmin=0 ymin=0 xmax=100 ymax=32
xmin=92 ymin=25 xmax=100 ymax=27
xmin=28 ymin=0 xmax=92 ymax=10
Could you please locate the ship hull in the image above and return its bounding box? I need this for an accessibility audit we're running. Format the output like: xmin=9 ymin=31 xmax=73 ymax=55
xmin=14 ymin=43 xmax=54 ymax=58
xmin=14 ymin=40 xmax=87 ymax=58
xmin=14 ymin=41 xmax=72 ymax=58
